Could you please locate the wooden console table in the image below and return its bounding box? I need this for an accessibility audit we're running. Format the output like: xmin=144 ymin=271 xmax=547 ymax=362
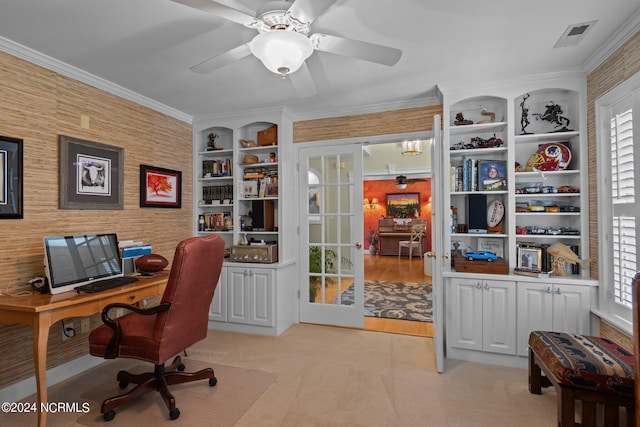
xmin=0 ymin=274 xmax=168 ymax=427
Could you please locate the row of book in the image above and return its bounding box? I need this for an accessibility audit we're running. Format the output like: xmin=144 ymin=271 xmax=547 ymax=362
xmin=198 ymin=212 xmax=231 ymax=231
xmin=203 ymin=159 xmax=232 ymax=177
xmin=203 ymin=184 xmax=233 ymax=204
xmin=450 ymin=159 xmax=507 ymax=192
xmin=516 ymin=242 xmax=580 ymax=276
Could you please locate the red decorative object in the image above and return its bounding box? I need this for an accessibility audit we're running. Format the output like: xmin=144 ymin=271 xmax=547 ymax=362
xmin=135 ymin=254 xmax=169 ymax=273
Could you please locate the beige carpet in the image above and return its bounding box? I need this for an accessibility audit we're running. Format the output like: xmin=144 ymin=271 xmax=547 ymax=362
xmin=76 ymin=359 xmax=276 ymax=426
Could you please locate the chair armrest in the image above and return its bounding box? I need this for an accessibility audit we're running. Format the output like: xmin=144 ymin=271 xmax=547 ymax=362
xmin=101 ymin=302 xmax=171 ymax=359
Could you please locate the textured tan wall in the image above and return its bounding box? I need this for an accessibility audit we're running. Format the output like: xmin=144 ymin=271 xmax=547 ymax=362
xmin=587 ymin=31 xmax=640 ymax=281
xmin=293 ymin=105 xmax=442 ymax=142
xmin=0 ymin=51 xmax=193 ymax=387
xmin=586 ymin=31 xmax=640 ymax=342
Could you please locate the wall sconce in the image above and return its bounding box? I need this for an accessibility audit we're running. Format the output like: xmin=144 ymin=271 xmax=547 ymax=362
xmin=401 ymin=139 xmax=422 ymax=156
xmin=363 ymin=197 xmax=379 ymax=209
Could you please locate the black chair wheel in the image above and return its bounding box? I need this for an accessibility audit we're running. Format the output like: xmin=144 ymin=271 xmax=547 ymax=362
xmin=177 ymin=363 xmax=185 ymax=371
xmin=169 ymin=408 xmax=180 ymax=420
xmin=209 ymin=377 xmax=218 ymax=387
xmin=103 ymin=410 xmax=116 ymax=421
xmin=118 ymin=381 xmax=128 ymax=389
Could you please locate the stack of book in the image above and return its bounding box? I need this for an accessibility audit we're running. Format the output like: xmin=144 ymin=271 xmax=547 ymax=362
xmin=450 ymin=159 xmax=507 ymax=192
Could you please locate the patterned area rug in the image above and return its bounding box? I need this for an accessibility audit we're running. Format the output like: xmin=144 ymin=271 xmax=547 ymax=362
xmin=340 ymin=280 xmax=432 ymax=322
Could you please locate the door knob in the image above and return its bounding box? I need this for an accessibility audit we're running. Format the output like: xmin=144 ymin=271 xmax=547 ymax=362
xmin=426 ymin=251 xmax=436 ymax=258
xmin=355 ymin=242 xmax=362 ymax=249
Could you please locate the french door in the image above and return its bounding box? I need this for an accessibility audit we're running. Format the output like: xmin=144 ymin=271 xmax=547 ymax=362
xmin=298 ymin=143 xmax=364 ymax=328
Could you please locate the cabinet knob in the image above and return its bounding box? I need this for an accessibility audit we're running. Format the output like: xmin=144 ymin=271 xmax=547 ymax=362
xmin=546 ymin=286 xmax=553 ymax=294
xmin=556 ymin=288 xmax=562 ymax=294
xmin=476 ymin=282 xmax=482 ymax=289
xmin=249 ymin=270 xmax=253 ymax=276
xmin=244 ymin=270 xmax=248 ymax=276
xmin=484 ymin=283 xmax=490 ymax=290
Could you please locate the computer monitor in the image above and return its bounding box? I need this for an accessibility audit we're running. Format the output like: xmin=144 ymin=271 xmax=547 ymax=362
xmin=43 ymin=233 xmax=124 ymax=294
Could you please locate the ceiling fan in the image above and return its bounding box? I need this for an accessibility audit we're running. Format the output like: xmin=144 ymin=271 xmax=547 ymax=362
xmin=395 ymin=175 xmax=428 ymax=189
xmin=171 ymin=0 xmax=402 ymax=97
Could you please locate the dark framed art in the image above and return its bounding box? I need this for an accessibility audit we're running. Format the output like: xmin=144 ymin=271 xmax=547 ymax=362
xmin=59 ymin=135 xmax=124 ymax=210
xmin=0 ymin=135 xmax=23 ymax=219
xmin=386 ymin=193 xmax=420 ymax=218
xmin=517 ymin=246 xmax=542 ymax=271
xmin=140 ymin=164 xmax=182 ymax=208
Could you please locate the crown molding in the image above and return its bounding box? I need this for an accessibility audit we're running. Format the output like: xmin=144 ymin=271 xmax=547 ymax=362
xmin=583 ymin=9 xmax=640 ymax=74
xmin=0 ymin=36 xmax=192 ymax=124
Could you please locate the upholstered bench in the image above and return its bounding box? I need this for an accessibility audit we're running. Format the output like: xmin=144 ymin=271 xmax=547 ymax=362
xmin=529 ymin=331 xmax=635 ymax=427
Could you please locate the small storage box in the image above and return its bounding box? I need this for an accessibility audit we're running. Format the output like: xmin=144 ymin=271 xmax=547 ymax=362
xmin=257 ymin=124 xmax=278 ymax=146
xmin=453 ymin=257 xmax=509 ymax=274
xmin=230 ymin=244 xmax=278 ymax=263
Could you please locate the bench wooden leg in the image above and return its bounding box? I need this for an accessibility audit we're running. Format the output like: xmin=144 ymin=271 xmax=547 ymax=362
xmin=558 ymin=386 xmax=576 ymax=427
xmin=529 ymin=347 xmax=542 ymax=394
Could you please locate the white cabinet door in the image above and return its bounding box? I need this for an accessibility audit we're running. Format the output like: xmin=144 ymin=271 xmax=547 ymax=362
xmin=209 ymin=267 xmax=227 ymax=322
xmin=228 ymin=267 xmax=250 ymax=324
xmin=552 ymin=284 xmax=591 ymax=335
xmin=482 ymin=280 xmax=516 ymax=355
xmin=516 ymin=281 xmax=553 ymax=356
xmin=247 ymin=268 xmax=274 ymax=327
xmin=449 ymin=278 xmax=483 ymax=351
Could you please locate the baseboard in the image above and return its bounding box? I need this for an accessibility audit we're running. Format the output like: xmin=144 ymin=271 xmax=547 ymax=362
xmin=0 ymin=355 xmax=105 ymax=403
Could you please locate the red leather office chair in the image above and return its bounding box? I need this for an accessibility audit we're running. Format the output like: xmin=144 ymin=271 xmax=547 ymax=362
xmin=89 ymin=234 xmax=225 ymax=421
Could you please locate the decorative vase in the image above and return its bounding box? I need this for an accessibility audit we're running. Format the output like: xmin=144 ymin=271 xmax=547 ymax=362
xmin=369 ymin=245 xmax=377 ymax=255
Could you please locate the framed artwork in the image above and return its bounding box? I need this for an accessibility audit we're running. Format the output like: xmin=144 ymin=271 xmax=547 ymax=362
xmin=0 ymin=136 xmax=23 ymax=219
xmin=477 ymin=237 xmax=504 ymax=259
xmin=59 ymin=135 xmax=123 ymax=210
xmin=517 ymin=246 xmax=542 ymax=271
xmin=386 ymin=193 xmax=420 ymax=218
xmin=140 ymin=164 xmax=182 ymax=208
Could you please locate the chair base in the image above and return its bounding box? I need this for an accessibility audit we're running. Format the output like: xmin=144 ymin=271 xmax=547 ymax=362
xmin=101 ymin=356 xmax=216 ymax=421
xmin=529 ymin=348 xmax=635 ymax=427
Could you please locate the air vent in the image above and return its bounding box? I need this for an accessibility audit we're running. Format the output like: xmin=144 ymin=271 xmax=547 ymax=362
xmin=554 ymin=21 xmax=597 ymax=48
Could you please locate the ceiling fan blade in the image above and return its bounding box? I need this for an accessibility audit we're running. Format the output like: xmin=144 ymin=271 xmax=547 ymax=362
xmin=171 ymin=0 xmax=257 ymax=27
xmin=287 ymin=0 xmax=338 ymax=25
xmin=190 ymin=43 xmax=252 ymax=74
xmin=289 ymin=62 xmax=317 ymax=98
xmin=310 ymin=33 xmax=402 ymax=66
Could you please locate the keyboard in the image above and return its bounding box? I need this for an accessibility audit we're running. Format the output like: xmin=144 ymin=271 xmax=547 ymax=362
xmin=75 ymin=276 xmax=139 ymax=293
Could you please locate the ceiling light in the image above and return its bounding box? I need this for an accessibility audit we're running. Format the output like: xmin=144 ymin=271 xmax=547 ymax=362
xmin=401 ymin=140 xmax=422 ymax=156
xmin=250 ymin=30 xmax=313 ymax=77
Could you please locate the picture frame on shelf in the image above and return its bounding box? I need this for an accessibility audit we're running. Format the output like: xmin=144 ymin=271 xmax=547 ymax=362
xmin=478 ymin=160 xmax=507 ymax=191
xmin=0 ymin=135 xmax=23 ymax=219
xmin=140 ymin=164 xmax=182 ymax=208
xmin=477 ymin=237 xmax=504 ymax=259
xmin=265 ymin=183 xmax=278 ymax=197
xmin=59 ymin=135 xmax=123 ymax=210
xmin=517 ymin=246 xmax=542 ymax=271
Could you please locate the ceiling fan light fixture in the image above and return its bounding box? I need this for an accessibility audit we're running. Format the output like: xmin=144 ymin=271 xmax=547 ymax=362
xmin=250 ymin=30 xmax=313 ymax=77
xmin=401 ymin=139 xmax=422 ymax=156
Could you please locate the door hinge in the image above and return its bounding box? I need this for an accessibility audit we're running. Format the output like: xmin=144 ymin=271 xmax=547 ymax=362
xmin=297 ymin=290 xmax=300 ymax=300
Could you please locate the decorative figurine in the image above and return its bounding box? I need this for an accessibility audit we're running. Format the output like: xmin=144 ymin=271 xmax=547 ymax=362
xmin=207 ymin=132 xmax=222 ymax=150
xmin=532 ymin=101 xmax=572 ymax=132
xmin=454 ymin=112 xmax=473 ymax=125
xmin=519 ymin=93 xmax=533 ymax=135
xmin=477 ymin=105 xmax=495 ymax=124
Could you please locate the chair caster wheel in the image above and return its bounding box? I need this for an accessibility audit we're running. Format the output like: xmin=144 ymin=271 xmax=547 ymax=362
xmin=103 ymin=410 xmax=116 ymax=421
xmin=118 ymin=381 xmax=128 ymax=389
xmin=209 ymin=377 xmax=217 ymax=386
xmin=169 ymin=408 xmax=180 ymax=420
xmin=177 ymin=363 xmax=185 ymax=371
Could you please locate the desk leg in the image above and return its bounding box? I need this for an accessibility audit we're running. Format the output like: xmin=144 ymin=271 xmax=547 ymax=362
xmin=33 ymin=314 xmax=49 ymax=427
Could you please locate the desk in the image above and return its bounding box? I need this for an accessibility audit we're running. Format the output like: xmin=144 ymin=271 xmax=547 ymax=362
xmin=377 ymin=219 xmax=427 ymax=256
xmin=0 ymin=274 xmax=168 ymax=427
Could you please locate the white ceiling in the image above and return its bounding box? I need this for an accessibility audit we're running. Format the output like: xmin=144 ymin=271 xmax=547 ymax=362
xmin=0 ymin=0 xmax=638 ymax=121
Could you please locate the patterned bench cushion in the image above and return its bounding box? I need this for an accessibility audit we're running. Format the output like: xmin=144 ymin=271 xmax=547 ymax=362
xmin=529 ymin=331 xmax=634 ymax=395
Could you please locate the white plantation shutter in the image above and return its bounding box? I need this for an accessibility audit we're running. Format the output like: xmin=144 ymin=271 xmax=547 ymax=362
xmin=610 ymin=107 xmax=636 ymax=312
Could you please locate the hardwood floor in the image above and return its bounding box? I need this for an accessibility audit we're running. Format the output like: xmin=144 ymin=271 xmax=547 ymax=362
xmin=364 ymin=253 xmax=433 ymax=337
